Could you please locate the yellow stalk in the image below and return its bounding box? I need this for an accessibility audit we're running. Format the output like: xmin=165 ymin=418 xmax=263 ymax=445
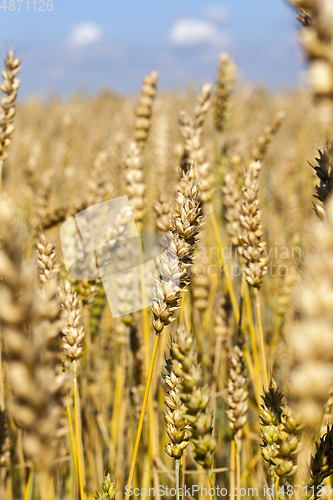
xmin=240 ymin=450 xmax=260 ymax=482
xmin=115 ymin=389 xmax=128 ymax=496
xmin=23 ymin=469 xmax=33 ymax=500
xmin=230 ymin=438 xmax=236 ymax=500
xmin=38 ymin=472 xmax=55 ymax=500
xmin=206 ymin=471 xmax=216 ymax=500
xmin=239 ymin=262 xmax=261 ymax=405
xmin=125 ymin=334 xmax=160 ymax=500
xmin=110 ymin=362 xmax=124 ymax=454
xmin=6 ymin=472 xmax=13 ymax=500
xmin=66 ymin=390 xmax=79 ymax=481
xmin=208 ymin=207 xmax=239 ymax=322
xmin=236 ymin=445 xmax=241 ymax=500
xmin=181 ymin=449 xmax=186 ymax=496
xmin=275 ymin=473 xmax=279 ymax=500
xmin=253 ymin=288 xmax=268 ymax=390
xmin=203 ymin=270 xmax=219 ymax=333
xmin=141 ymin=454 xmax=150 ymax=498
xmin=17 ymin=428 xmax=26 ymax=498
xmin=244 ymin=282 xmax=262 ymax=397
xmin=212 ymin=336 xmax=222 ymax=432
xmin=73 ymin=361 xmax=85 ymax=500
xmin=180 ymin=291 xmax=186 ymax=323
xmin=268 ymin=320 xmax=282 ymax=369
xmin=138 ymin=232 xmax=160 ymax=497
xmin=243 ymin=344 xmax=260 ymax=406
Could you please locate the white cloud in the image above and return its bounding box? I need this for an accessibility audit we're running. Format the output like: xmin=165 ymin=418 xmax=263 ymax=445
xmin=169 ymin=18 xmax=229 ymax=47
xmin=205 ymin=6 xmax=230 ymax=22
xmin=69 ymin=23 xmax=102 ymax=49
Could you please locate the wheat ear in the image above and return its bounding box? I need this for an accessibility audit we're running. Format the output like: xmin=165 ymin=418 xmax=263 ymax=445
xmin=0 ymin=200 xmax=65 ymax=497
xmin=288 ymin=197 xmax=333 ymax=431
xmin=288 ymin=0 xmax=333 ymax=121
xmin=125 ymin=167 xmax=202 ymax=498
xmin=0 ymin=50 xmax=21 ymax=193
xmin=214 ymin=53 xmax=237 ymax=132
xmin=311 ymin=140 xmax=333 ymax=219
xmin=306 ymin=425 xmax=333 ymax=500
xmin=135 ymin=70 xmax=158 ymax=146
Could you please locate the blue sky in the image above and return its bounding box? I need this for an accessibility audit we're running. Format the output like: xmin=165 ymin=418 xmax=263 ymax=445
xmin=0 ymin=0 xmax=304 ymax=98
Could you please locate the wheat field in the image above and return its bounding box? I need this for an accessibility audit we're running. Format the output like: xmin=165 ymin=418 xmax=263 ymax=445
xmin=1 ymin=1 xmax=333 ymax=500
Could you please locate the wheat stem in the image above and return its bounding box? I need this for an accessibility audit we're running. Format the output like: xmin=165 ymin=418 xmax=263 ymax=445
xmin=138 ymin=231 xmax=160 ymax=497
xmin=240 ymin=451 xmax=260 ymax=483
xmin=17 ymin=429 xmax=26 ymax=498
xmin=65 ymin=390 xmax=79 ymax=482
xmin=243 ymin=344 xmax=259 ymax=405
xmin=181 ymin=452 xmax=186 ymax=496
xmin=207 ymin=472 xmax=217 ymax=500
xmin=110 ymin=363 xmax=124 ymax=455
xmin=125 ymin=335 xmax=160 ymax=499
xmin=268 ymin=321 xmax=282 ymax=369
xmin=209 ymin=208 xmax=239 ymax=322
xmin=236 ymin=447 xmax=241 ymax=500
xmin=6 ymin=472 xmax=12 ymax=500
xmin=39 ymin=473 xmax=55 ymax=500
xmin=23 ymin=469 xmax=34 ymax=500
xmin=244 ymin=282 xmax=262 ymax=397
xmin=175 ymin=458 xmax=180 ymax=500
xmin=230 ymin=438 xmax=236 ymax=500
xmin=73 ymin=361 xmax=85 ymax=500
xmin=270 ymin=465 xmax=276 ymax=500
xmin=180 ymin=291 xmax=186 ymax=323
xmin=254 ymin=288 xmax=268 ymax=390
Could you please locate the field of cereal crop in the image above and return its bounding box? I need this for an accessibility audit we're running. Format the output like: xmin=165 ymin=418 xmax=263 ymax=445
xmin=1 ymin=1 xmax=333 ymax=499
